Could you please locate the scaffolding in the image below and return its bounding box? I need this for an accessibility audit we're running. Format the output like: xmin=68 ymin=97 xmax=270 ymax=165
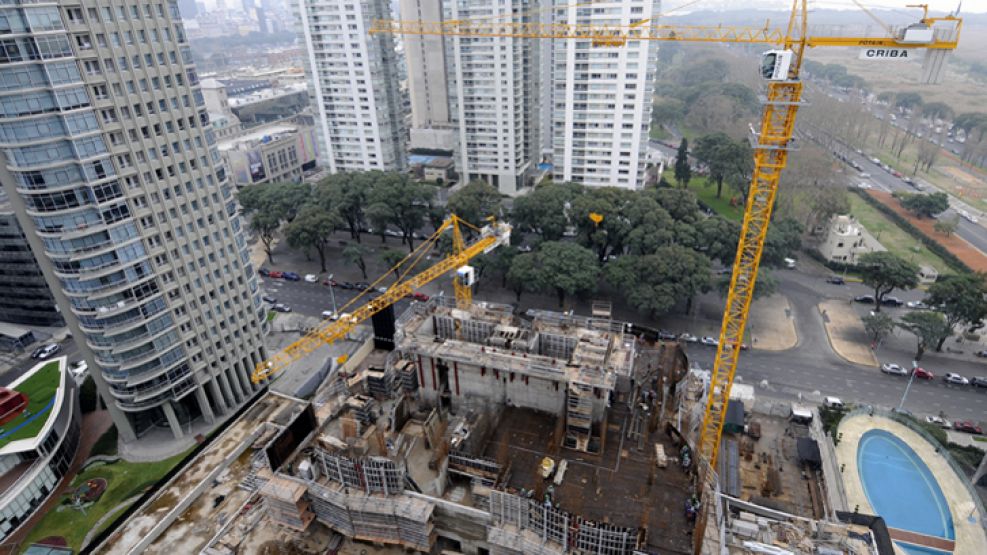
xmin=564 ymin=382 xmax=595 ymax=452
xmin=312 ymin=447 xmax=406 ymax=495
xmin=488 ymin=491 xmax=639 ymax=555
xmin=447 ymin=450 xmax=502 ymax=486
xmin=259 ymin=474 xmax=315 ymax=531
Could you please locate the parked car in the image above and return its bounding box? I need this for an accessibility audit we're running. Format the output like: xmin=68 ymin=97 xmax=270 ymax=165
xmin=858 ymin=172 xmax=871 ymax=178
xmin=700 ymin=336 xmax=719 ymax=346
xmin=854 ymin=295 xmax=875 ymax=304
xmin=304 ymin=274 xmax=318 ymax=283
xmin=268 ymin=270 xmax=284 ymax=279
xmin=321 ymin=310 xmax=335 ymax=319
xmin=906 ymin=300 xmax=929 ymax=309
xmin=953 ymin=420 xmax=983 ymax=435
xmin=912 ymin=367 xmax=934 ymax=380
xmin=376 ymin=286 xmax=388 ymax=294
xmin=679 ymin=333 xmax=699 ymax=343
xmin=258 ymin=268 xmax=270 ymax=277
xmin=323 ymin=278 xmax=338 ymax=287
xmin=69 ymin=360 xmax=88 ymax=377
xmin=657 ymin=329 xmax=678 ymax=341
xmin=261 ymin=295 xmax=277 ymax=304
xmin=355 ymin=281 xmax=371 ymax=291
xmin=881 ymin=296 xmax=904 ymax=307
xmin=273 ymin=303 xmax=292 ymax=313
xmin=282 ymin=272 xmax=301 ymax=281
xmin=35 ymin=343 xmax=59 ymax=359
xmin=405 ymin=292 xmax=430 ymax=302
xmin=944 ymin=372 xmax=970 ymax=386
xmin=339 ymin=281 xmax=356 ymax=290
xmin=823 ymin=397 xmax=845 ymax=409
xmin=881 ymin=363 xmax=908 ymax=376
xmin=971 ymin=376 xmax=987 ymax=388
xmin=826 ymin=276 xmax=845 ymax=285
xmin=925 ymin=415 xmax=951 ymax=429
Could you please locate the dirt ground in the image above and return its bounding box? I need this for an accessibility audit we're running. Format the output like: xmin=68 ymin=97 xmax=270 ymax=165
xmin=818 ymin=300 xmax=878 ymax=368
xmin=867 ymin=190 xmax=987 ymax=272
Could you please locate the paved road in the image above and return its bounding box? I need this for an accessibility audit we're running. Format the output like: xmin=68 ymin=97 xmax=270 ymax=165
xmin=0 ymin=338 xmax=80 ymax=387
xmin=259 ymin=276 xmax=419 ymax=320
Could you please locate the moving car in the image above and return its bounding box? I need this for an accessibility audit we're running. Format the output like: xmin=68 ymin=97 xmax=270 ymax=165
xmin=925 ymin=415 xmax=951 ymax=429
xmin=953 ymin=420 xmax=983 ymax=435
xmin=69 ymin=360 xmax=88 ymax=377
xmin=826 ymin=276 xmax=845 ymax=285
xmin=700 ymin=336 xmax=719 ymax=346
xmin=657 ymin=330 xmax=678 ymax=341
xmin=943 ymin=372 xmax=970 ymax=386
xmin=854 ymin=295 xmax=875 ymax=304
xmin=282 ymin=272 xmax=301 ymax=281
xmin=912 ymin=367 xmax=934 ymax=380
xmin=261 ymin=295 xmax=277 ymax=304
xmin=273 ymin=303 xmax=292 ymax=313
xmin=304 ymin=274 xmax=318 ymax=283
xmin=35 ymin=343 xmax=60 ymax=359
xmin=679 ymin=333 xmax=699 ymax=343
xmin=405 ymin=292 xmax=430 ymax=302
xmin=880 ymin=363 xmax=908 ymax=376
xmin=971 ymin=376 xmax=987 ymax=388
xmin=906 ymin=300 xmax=929 ymax=309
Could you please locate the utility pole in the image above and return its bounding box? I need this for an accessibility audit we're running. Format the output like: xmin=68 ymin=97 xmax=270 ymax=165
xmin=328 ymin=273 xmax=338 ymax=315
xmin=897 ymin=360 xmax=919 ymax=413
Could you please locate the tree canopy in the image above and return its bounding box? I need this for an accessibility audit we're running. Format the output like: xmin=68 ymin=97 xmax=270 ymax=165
xmin=605 ymin=247 xmax=711 ymax=317
xmin=857 ymin=251 xmax=919 ymax=311
xmin=925 ymin=273 xmax=987 ymax=350
xmin=897 ymin=311 xmax=951 ymax=361
xmin=446 ymin=180 xmax=503 ymax=227
xmin=898 ymin=192 xmax=949 ymax=219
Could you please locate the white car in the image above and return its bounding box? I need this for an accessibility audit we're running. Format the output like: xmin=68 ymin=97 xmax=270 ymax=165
xmin=679 ymin=333 xmax=699 ymax=343
xmin=700 ymin=336 xmax=719 ymax=346
xmin=69 ymin=360 xmax=88 ymax=377
xmin=858 ymin=172 xmax=871 ymax=178
xmin=880 ymin=363 xmax=908 ymax=376
xmin=906 ymin=300 xmax=928 ymax=310
xmin=943 ymin=372 xmax=969 ymax=385
xmin=304 ymin=274 xmax=318 ymax=283
xmin=925 ymin=415 xmax=952 ymax=429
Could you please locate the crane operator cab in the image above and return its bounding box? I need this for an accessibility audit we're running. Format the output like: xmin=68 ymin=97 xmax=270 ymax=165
xmin=760 ymin=49 xmax=794 ymax=81
xmin=456 ymin=265 xmax=476 ymax=287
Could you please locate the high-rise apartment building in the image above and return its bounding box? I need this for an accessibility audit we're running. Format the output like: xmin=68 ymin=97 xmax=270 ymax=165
xmin=0 ymin=193 xmax=63 ymax=327
xmin=293 ymin=0 xmax=406 ymax=172
xmin=0 ymin=0 xmax=268 ymax=442
xmin=443 ymin=0 xmax=541 ymax=196
xmin=551 ymin=0 xmax=660 ymax=188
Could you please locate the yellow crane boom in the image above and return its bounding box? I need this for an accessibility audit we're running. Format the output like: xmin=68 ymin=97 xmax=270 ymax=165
xmin=250 ymin=216 xmax=511 ymax=383
xmin=370 ymin=2 xmax=961 ymax=552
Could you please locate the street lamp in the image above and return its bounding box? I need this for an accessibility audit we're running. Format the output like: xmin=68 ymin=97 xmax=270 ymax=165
xmin=897 ymin=360 xmax=919 ymax=413
xmin=327 ymin=273 xmax=338 ymax=315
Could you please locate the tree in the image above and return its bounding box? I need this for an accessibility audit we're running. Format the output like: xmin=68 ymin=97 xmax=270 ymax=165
xmin=674 ymin=138 xmax=692 ymax=188
xmin=379 ymin=249 xmax=407 ymax=283
xmin=531 ymin=242 xmax=600 ymax=307
xmin=862 ymin=313 xmax=895 ymax=345
xmin=894 ymin=92 xmax=923 ymax=111
xmin=510 ymin=182 xmax=583 ymax=240
xmin=506 ymin=252 xmax=542 ymax=302
xmin=933 ymin=217 xmax=959 ymax=237
xmin=366 ymin=173 xmax=435 ymax=251
xmin=761 ymin=218 xmax=804 ymax=268
xmin=897 ymin=311 xmax=951 ymax=361
xmin=317 ymin=172 xmax=372 ymax=241
xmin=570 ymin=187 xmax=636 ymax=261
xmin=698 ymin=216 xmax=741 ymax=265
xmin=605 ymin=247 xmax=711 ymax=316
xmin=654 ymin=187 xmax=701 ymax=223
xmin=925 ymin=273 xmax=987 ymax=350
xmin=694 ymin=133 xmax=751 ymax=199
xmin=283 ymin=206 xmax=341 ymax=272
xmin=857 ymin=251 xmax=919 ymax=311
xmin=652 ymin=98 xmax=685 ymax=126
xmin=446 ymin=180 xmax=502 ymax=227
xmin=715 ymin=268 xmax=777 ymax=300
xmin=899 ymin=192 xmax=949 ymax=218
xmin=250 ymin=211 xmax=282 ymax=264
xmin=343 ymin=244 xmax=369 ymax=279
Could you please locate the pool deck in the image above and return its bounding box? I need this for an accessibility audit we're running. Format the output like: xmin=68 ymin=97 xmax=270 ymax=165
xmin=836 ymin=414 xmax=987 ymax=555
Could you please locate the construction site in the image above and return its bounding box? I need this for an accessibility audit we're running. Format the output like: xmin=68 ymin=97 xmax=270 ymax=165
xmin=93 ymin=297 xmax=887 ymax=555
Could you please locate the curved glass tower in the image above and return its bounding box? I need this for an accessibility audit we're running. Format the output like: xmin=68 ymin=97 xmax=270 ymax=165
xmin=0 ymin=0 xmax=267 ymax=441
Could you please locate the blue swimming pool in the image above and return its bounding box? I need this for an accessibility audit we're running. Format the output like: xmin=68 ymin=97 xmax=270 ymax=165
xmin=857 ymin=429 xmax=954 ymax=541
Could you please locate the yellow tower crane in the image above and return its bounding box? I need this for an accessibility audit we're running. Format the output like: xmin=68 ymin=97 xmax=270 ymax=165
xmin=371 ymin=1 xmax=961 ymax=551
xmin=250 ymin=215 xmax=510 ymax=383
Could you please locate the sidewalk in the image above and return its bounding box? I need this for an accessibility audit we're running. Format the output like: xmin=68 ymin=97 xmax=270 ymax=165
xmin=818 ymin=300 xmax=878 ymax=367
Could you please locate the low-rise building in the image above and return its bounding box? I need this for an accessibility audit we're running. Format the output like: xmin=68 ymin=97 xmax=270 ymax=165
xmin=408 ymin=155 xmax=457 ymax=185
xmin=0 ymin=358 xmax=80 ymax=540
xmin=219 ymin=119 xmax=319 ymax=186
xmin=819 ymin=214 xmax=886 ymax=264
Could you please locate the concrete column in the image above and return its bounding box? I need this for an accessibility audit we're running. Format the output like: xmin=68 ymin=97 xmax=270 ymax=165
xmin=209 ymin=378 xmax=229 ymax=414
xmin=194 ymin=385 xmax=216 ymax=424
xmin=233 ymin=359 xmax=251 ymax=397
xmin=162 ymin=401 xmax=184 ymax=439
xmin=217 ymin=370 xmax=237 ymax=409
xmin=238 ymin=357 xmax=255 ymax=393
xmin=226 ymin=366 xmax=244 ymax=404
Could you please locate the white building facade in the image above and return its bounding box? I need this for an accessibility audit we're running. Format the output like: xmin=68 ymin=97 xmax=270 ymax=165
xmin=551 ymin=0 xmax=660 ymax=189
xmin=819 ymin=214 xmax=886 ymax=263
xmin=293 ymin=0 xmax=406 ymax=172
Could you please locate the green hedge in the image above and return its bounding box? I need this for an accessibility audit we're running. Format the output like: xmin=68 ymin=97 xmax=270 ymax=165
xmin=849 ymin=188 xmax=971 ymax=274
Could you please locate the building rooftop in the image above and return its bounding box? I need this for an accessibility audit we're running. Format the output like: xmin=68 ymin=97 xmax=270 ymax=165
xmin=217 ymin=123 xmax=299 ymax=152
xmin=0 ymin=359 xmax=63 ymax=452
xmin=227 ymin=83 xmax=307 ymax=107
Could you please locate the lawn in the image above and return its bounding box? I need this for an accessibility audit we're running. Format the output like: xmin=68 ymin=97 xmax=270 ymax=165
xmin=671 ymin=176 xmax=745 ymax=223
xmin=847 ymin=193 xmax=952 ymax=274
xmin=20 ymin=450 xmax=190 ymax=552
xmin=0 ymin=361 xmax=61 ymax=449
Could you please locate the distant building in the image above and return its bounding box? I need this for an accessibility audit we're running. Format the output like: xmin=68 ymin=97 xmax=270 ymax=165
xmin=219 ymin=118 xmax=319 ymax=186
xmin=0 ymin=198 xmax=62 ymax=328
xmin=408 ymin=155 xmax=456 ymax=185
xmin=0 ymin=358 xmax=80 ymax=541
xmin=178 ymin=0 xmax=199 ymax=18
xmin=819 ymin=215 xmax=886 ymax=263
